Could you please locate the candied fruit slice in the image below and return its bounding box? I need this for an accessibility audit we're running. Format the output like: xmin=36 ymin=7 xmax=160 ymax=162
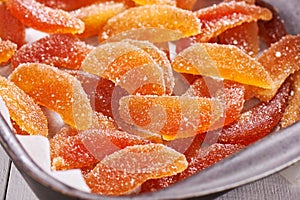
xmin=36 ymin=0 xmax=101 ymax=11
xmin=11 ymin=34 xmax=93 ymax=70
xmin=0 ymin=2 xmax=25 ymax=47
xmin=141 ymin=143 xmax=243 ymax=192
xmin=6 ymin=0 xmax=85 ymax=34
xmin=217 ymin=81 xmax=290 ymax=145
xmin=9 ymin=63 xmax=93 ymax=130
xmin=98 ymin=5 xmax=201 ymax=42
xmin=280 ymin=73 xmax=300 ymax=128
xmin=133 ymin=0 xmax=176 ymax=6
xmin=176 ymin=0 xmax=197 ymax=10
xmin=0 ymin=75 xmax=48 ymax=136
xmin=172 ymin=43 xmax=274 ymax=89
xmin=194 ymin=1 xmax=272 ymax=42
xmin=0 ymin=39 xmax=17 ymax=64
xmin=119 ymin=95 xmax=223 ymax=140
xmin=256 ymin=35 xmax=300 ymax=101
xmin=85 ymin=143 xmax=188 ymax=195
xmin=71 ymin=2 xmax=126 ymax=38
xmin=256 ymin=0 xmax=287 ymax=46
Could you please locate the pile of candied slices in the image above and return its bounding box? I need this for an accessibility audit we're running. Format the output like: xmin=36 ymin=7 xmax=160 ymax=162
xmin=0 ymin=0 xmax=299 ymax=196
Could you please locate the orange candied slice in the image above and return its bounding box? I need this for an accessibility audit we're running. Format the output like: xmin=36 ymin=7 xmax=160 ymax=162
xmin=280 ymin=72 xmax=300 ymax=128
xmin=81 ymin=41 xmax=166 ymax=95
xmin=256 ymin=35 xmax=300 ymax=100
xmin=85 ymin=143 xmax=188 ymax=195
xmin=0 ymin=39 xmax=17 ymax=64
xmin=9 ymin=63 xmax=93 ymax=130
xmin=133 ymin=0 xmax=176 ymax=6
xmin=6 ymin=0 xmax=85 ymax=34
xmin=172 ymin=43 xmax=274 ymax=89
xmin=176 ymin=0 xmax=197 ymax=10
xmin=98 ymin=5 xmax=201 ymax=42
xmin=0 ymin=75 xmax=48 ymax=136
xmin=36 ymin=0 xmax=101 ymax=11
xmin=194 ymin=1 xmax=272 ymax=42
xmin=71 ymin=2 xmax=126 ymax=38
xmin=11 ymin=34 xmax=93 ymax=69
xmin=217 ymin=81 xmax=290 ymax=145
xmin=119 ymin=95 xmax=223 ymax=140
xmin=0 ymin=2 xmax=25 ymax=47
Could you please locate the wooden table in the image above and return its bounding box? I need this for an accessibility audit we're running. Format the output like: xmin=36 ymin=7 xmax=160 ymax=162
xmin=1 ymin=145 xmax=300 ymax=200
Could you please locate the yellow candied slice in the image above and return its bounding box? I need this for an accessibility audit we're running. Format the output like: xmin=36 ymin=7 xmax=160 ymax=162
xmin=0 ymin=39 xmax=17 ymax=64
xmin=172 ymin=43 xmax=274 ymax=89
xmin=85 ymin=143 xmax=188 ymax=195
xmin=119 ymin=95 xmax=223 ymax=140
xmin=9 ymin=63 xmax=93 ymax=130
xmin=133 ymin=0 xmax=176 ymax=6
xmin=0 ymin=75 xmax=48 ymax=136
xmin=99 ymin=5 xmax=201 ymax=42
xmin=71 ymin=2 xmax=126 ymax=38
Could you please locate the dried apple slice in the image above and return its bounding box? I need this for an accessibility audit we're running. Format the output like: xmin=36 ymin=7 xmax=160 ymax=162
xmin=6 ymin=0 xmax=85 ymax=34
xmin=0 ymin=39 xmax=17 ymax=64
xmin=119 ymin=95 xmax=223 ymax=140
xmin=0 ymin=75 xmax=48 ymax=136
xmin=172 ymin=43 xmax=274 ymax=89
xmin=9 ymin=63 xmax=93 ymax=130
xmin=11 ymin=34 xmax=93 ymax=69
xmin=0 ymin=2 xmax=25 ymax=47
xmin=99 ymin=5 xmax=201 ymax=42
xmin=71 ymin=2 xmax=126 ymax=38
xmin=85 ymin=143 xmax=188 ymax=195
xmin=194 ymin=1 xmax=272 ymax=42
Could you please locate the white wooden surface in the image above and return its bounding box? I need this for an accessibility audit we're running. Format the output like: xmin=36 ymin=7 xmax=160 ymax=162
xmin=1 ymin=144 xmax=300 ymax=200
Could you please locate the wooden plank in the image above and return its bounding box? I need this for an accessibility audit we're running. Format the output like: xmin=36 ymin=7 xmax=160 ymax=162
xmin=0 ymin=145 xmax=11 ymax=200
xmin=6 ymin=164 xmax=38 ymax=200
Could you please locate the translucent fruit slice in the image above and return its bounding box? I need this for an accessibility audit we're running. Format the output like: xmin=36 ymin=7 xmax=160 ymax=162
xmin=132 ymin=0 xmax=176 ymax=6
xmin=119 ymin=95 xmax=223 ymax=140
xmin=256 ymin=35 xmax=300 ymax=101
xmin=0 ymin=2 xmax=25 ymax=47
xmin=98 ymin=5 xmax=201 ymax=42
xmin=85 ymin=143 xmax=188 ymax=195
xmin=194 ymin=1 xmax=272 ymax=42
xmin=9 ymin=63 xmax=93 ymax=130
xmin=0 ymin=39 xmax=17 ymax=64
xmin=11 ymin=34 xmax=93 ymax=69
xmin=176 ymin=0 xmax=197 ymax=10
xmin=71 ymin=2 xmax=126 ymax=38
xmin=172 ymin=43 xmax=274 ymax=89
xmin=0 ymin=75 xmax=48 ymax=136
xmin=6 ymin=0 xmax=85 ymax=34
xmin=36 ymin=0 xmax=101 ymax=11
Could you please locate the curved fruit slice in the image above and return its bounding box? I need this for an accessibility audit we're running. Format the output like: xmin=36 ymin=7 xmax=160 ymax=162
xmin=99 ymin=5 xmax=201 ymax=42
xmin=0 ymin=75 xmax=48 ymax=136
xmin=81 ymin=41 xmax=166 ymax=95
xmin=11 ymin=34 xmax=93 ymax=69
xmin=71 ymin=2 xmax=126 ymax=38
xmin=0 ymin=2 xmax=25 ymax=47
xmin=217 ymin=81 xmax=290 ymax=145
xmin=172 ymin=43 xmax=274 ymax=89
xmin=36 ymin=0 xmax=100 ymax=11
xmin=176 ymin=0 xmax=197 ymax=10
xmin=256 ymin=35 xmax=300 ymax=101
xmin=6 ymin=0 xmax=85 ymax=34
xmin=0 ymin=39 xmax=17 ymax=64
xmin=141 ymin=143 xmax=243 ymax=192
xmin=85 ymin=143 xmax=188 ymax=195
xmin=133 ymin=0 xmax=176 ymax=6
xmin=119 ymin=95 xmax=223 ymax=140
xmin=194 ymin=1 xmax=272 ymax=42
xmin=9 ymin=63 xmax=93 ymax=130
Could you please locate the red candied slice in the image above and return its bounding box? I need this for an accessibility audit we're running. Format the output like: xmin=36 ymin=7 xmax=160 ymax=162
xmin=194 ymin=1 xmax=272 ymax=42
xmin=6 ymin=0 xmax=85 ymax=34
xmin=256 ymin=0 xmax=287 ymax=46
xmin=0 ymin=3 xmax=25 ymax=47
xmin=141 ymin=143 xmax=243 ymax=192
xmin=185 ymin=78 xmax=245 ymax=128
xmin=85 ymin=143 xmax=188 ymax=195
xmin=11 ymin=34 xmax=93 ymax=69
xmin=0 ymin=39 xmax=17 ymax=64
xmin=51 ymin=127 xmax=151 ymax=170
xmin=256 ymin=35 xmax=300 ymax=101
xmin=217 ymin=80 xmax=291 ymax=145
xmin=119 ymin=95 xmax=223 ymax=140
